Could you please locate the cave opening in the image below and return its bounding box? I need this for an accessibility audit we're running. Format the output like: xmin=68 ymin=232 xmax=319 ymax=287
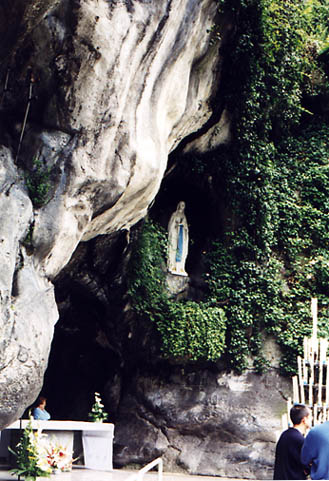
xmin=38 ymin=149 xmax=227 ymax=424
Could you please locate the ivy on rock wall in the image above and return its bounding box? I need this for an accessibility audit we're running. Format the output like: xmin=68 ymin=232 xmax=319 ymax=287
xmin=128 ymin=221 xmax=226 ymax=362
xmin=204 ymin=0 xmax=329 ymax=374
xmin=207 ymin=121 xmax=329 ymax=374
xmin=128 ymin=0 xmax=329 ymax=375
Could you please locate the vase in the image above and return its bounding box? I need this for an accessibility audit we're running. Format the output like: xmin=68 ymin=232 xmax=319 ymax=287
xmin=52 ymin=468 xmax=62 ymax=475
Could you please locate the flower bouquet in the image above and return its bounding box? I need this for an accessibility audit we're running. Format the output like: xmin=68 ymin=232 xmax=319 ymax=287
xmin=88 ymin=392 xmax=108 ymax=422
xmin=45 ymin=440 xmax=73 ymax=472
xmin=9 ymin=420 xmax=51 ymax=481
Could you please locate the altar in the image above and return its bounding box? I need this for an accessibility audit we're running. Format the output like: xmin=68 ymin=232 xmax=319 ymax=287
xmin=0 ymin=420 xmax=114 ymax=471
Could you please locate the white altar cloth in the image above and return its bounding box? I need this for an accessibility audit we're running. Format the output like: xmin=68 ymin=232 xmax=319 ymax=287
xmin=7 ymin=420 xmax=114 ymax=431
xmin=3 ymin=420 xmax=114 ymax=471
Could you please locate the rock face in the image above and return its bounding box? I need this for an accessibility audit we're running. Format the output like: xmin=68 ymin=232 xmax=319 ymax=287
xmin=0 ymin=0 xmax=231 ymax=428
xmin=0 ymin=1 xmax=291 ymax=478
xmin=113 ymin=368 xmax=291 ymax=480
xmin=0 ymin=147 xmax=58 ymax=427
xmin=43 ymin=232 xmax=292 ymax=480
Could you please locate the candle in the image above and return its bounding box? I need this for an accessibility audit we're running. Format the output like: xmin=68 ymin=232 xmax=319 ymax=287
xmin=312 ymin=337 xmax=319 ymax=364
xmin=309 ymin=354 xmax=314 ymax=406
xmin=293 ymin=376 xmax=299 ymax=403
xmin=287 ymin=397 xmax=292 ymax=426
xmin=304 ymin=337 xmax=307 ymax=359
xmin=326 ymin=358 xmax=329 ymax=406
xmin=312 ymin=298 xmax=318 ymax=340
xmin=303 ymin=357 xmax=308 ymax=387
xmin=297 ymin=356 xmax=305 ymax=404
xmin=318 ymin=358 xmax=323 ymax=405
xmin=314 ymin=404 xmax=318 ymax=425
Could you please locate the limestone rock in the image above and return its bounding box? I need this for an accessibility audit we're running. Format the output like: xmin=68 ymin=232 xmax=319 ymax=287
xmin=166 ymin=272 xmax=189 ymax=299
xmin=0 ymin=0 xmax=231 ymax=428
xmin=0 ymin=0 xmax=61 ymax=59
xmin=113 ymin=368 xmax=291 ymax=480
xmin=45 ymin=236 xmax=290 ymax=479
xmin=0 ymin=147 xmax=58 ymax=427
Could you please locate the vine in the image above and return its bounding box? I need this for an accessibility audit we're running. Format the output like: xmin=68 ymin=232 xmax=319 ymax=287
xmin=204 ymin=0 xmax=329 ymax=374
xmin=128 ymin=221 xmax=226 ymax=363
xmin=25 ymin=157 xmax=52 ymax=208
xmin=128 ymin=0 xmax=329 ymax=375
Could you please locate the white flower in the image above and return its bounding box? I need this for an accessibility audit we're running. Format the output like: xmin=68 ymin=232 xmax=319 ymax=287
xmin=45 ymin=440 xmax=73 ymax=471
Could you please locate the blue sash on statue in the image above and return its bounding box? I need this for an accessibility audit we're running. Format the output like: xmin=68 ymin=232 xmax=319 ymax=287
xmin=176 ymin=224 xmax=183 ymax=262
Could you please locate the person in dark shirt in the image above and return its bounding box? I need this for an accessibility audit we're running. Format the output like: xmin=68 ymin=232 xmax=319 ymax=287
xmin=274 ymin=403 xmax=312 ymax=480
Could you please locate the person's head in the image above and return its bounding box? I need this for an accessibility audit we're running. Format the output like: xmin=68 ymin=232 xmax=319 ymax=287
xmin=290 ymin=404 xmax=312 ymax=430
xmin=36 ymin=396 xmax=47 ymax=409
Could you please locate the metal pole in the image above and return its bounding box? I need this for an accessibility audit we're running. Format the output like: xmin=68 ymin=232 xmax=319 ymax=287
xmin=15 ymin=72 xmax=34 ymax=163
xmin=0 ymin=67 xmax=10 ymax=108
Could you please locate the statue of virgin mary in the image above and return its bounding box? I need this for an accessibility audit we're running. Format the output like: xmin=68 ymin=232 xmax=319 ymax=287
xmin=167 ymin=201 xmax=188 ymax=276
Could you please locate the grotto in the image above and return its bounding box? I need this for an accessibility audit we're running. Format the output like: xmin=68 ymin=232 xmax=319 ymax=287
xmin=1 ymin=0 xmax=329 ymax=479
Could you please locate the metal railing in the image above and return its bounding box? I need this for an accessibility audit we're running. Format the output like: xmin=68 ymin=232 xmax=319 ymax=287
xmin=125 ymin=457 xmax=163 ymax=481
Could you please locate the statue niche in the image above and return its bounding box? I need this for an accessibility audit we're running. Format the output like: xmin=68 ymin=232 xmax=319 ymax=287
xmin=167 ymin=201 xmax=188 ymax=277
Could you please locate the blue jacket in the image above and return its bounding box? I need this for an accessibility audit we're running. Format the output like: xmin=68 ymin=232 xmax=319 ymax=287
xmin=301 ymin=421 xmax=329 ymax=480
xmin=32 ymin=407 xmax=51 ymax=420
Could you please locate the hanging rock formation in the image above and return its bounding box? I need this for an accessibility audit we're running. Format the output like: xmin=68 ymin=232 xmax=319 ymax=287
xmin=0 ymin=0 xmax=232 ymax=428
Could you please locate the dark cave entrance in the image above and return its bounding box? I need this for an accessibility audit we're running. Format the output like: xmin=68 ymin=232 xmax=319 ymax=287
xmin=39 ymin=150 xmax=227 ymax=422
xmin=40 ymin=232 xmax=129 ymax=423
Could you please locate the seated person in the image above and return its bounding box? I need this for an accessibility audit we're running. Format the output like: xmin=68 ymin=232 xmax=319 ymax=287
xmin=32 ymin=396 xmax=51 ymax=420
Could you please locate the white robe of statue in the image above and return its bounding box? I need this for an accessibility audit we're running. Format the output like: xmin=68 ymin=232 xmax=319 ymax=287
xmin=167 ymin=201 xmax=188 ymax=276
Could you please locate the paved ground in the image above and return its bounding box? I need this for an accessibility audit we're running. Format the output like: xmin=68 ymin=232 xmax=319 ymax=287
xmin=0 ymin=466 xmax=247 ymax=481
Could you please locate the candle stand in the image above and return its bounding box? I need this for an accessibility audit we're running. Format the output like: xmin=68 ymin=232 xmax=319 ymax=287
xmin=283 ymin=299 xmax=329 ymax=428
